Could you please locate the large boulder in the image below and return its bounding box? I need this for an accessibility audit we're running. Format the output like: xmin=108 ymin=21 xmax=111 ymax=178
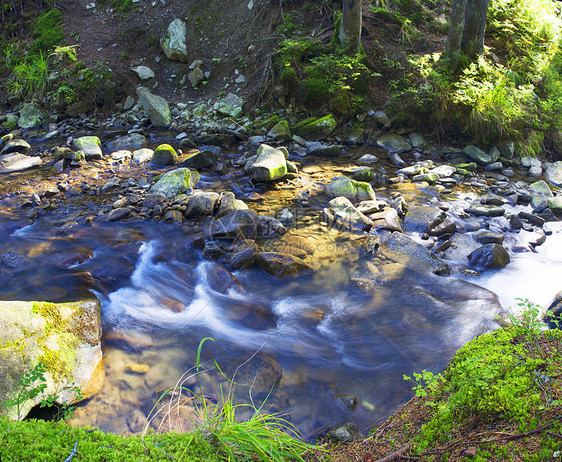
xmin=149 ymin=168 xmax=200 ymax=200
xmin=248 ymin=144 xmax=288 ymax=181
xmin=0 ymin=299 xmax=104 ymax=420
xmin=72 ymin=136 xmax=103 ymax=160
xmin=381 ymin=232 xmax=450 ymax=275
xmin=151 ymin=144 xmax=178 ymax=166
xmin=214 ymin=93 xmax=245 ymax=118
xmin=267 ymin=120 xmax=292 ymax=142
xmin=468 ymin=244 xmax=510 ymax=269
xmin=136 ymin=86 xmax=172 ymax=128
xmin=325 ymin=176 xmax=376 ymax=202
xmin=215 ymin=192 xmax=248 ymax=218
xmin=544 ymin=290 xmax=562 ymax=329
xmin=160 ymin=19 xmax=188 ymax=62
xmin=292 ymin=114 xmax=337 ymax=140
xmin=18 ymin=103 xmax=44 ymax=129
xmin=376 ymin=134 xmax=412 ymax=153
xmin=0 ymin=153 xmax=42 ymax=173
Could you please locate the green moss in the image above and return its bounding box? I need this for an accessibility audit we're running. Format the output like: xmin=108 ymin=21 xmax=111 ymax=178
xmin=30 ymin=9 xmax=64 ymax=55
xmin=0 ymin=417 xmax=224 ymax=461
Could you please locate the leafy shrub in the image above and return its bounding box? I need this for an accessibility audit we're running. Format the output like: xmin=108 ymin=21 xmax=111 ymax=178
xmin=30 ymin=9 xmax=64 ymax=55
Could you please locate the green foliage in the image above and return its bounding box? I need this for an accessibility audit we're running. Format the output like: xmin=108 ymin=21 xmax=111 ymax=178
xmin=2 ymin=360 xmax=83 ymax=422
xmin=2 ymin=362 xmax=47 ymax=421
xmin=98 ymin=0 xmax=137 ymax=13
xmin=404 ymin=300 xmax=562 ymax=454
xmin=30 ymin=9 xmax=64 ymax=55
xmin=8 ymin=52 xmax=49 ymax=97
xmin=0 ymin=417 xmax=224 ymax=461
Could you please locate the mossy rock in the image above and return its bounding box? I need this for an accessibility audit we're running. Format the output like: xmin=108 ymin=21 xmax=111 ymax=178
xmin=325 ymin=176 xmax=375 ymax=202
xmin=0 ymin=299 xmax=103 ymax=420
xmin=151 ymin=144 xmax=178 ymax=166
xmin=149 ymin=167 xmax=200 ymax=200
xmin=292 ymin=114 xmax=337 ymax=140
xmin=71 ymin=136 xmax=102 ymax=160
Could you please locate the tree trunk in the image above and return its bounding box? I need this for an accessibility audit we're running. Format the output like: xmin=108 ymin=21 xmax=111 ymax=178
xmin=443 ymin=0 xmax=467 ymax=65
xmin=339 ymin=0 xmax=362 ymax=55
xmin=443 ymin=0 xmax=489 ymax=68
xmin=462 ymin=0 xmax=489 ymax=59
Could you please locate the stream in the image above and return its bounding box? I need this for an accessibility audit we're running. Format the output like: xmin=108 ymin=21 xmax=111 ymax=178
xmin=1 ymin=138 xmax=561 ymax=437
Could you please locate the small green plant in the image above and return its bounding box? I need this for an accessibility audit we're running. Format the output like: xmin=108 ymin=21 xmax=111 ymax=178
xmin=3 ymin=362 xmax=47 ymax=420
xmin=2 ymin=361 xmax=83 ymax=422
xmin=144 ymin=338 xmax=319 ymax=461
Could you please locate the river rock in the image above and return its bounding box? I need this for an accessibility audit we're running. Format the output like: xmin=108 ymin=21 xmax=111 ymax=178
xmin=546 ymin=161 xmax=562 ymax=187
xmin=185 ymin=192 xmax=220 ymax=217
xmin=468 ymin=244 xmax=510 ymax=269
xmin=358 ymin=154 xmax=378 ymax=164
xmin=463 ymin=145 xmax=499 ymax=164
xmin=136 ymin=86 xmax=172 ymax=128
xmin=529 ymin=180 xmax=553 ymax=197
xmin=107 ymin=133 xmax=149 ymax=152
xmin=547 ymin=195 xmax=562 ymax=212
xmin=101 ymin=177 xmax=120 ymax=193
xmin=151 ymin=144 xmax=178 ymax=166
xmin=18 ymin=103 xmax=44 ymax=129
xmin=544 ymin=290 xmax=562 ymax=329
xmin=0 ymin=153 xmax=42 ymax=173
xmin=403 ymin=206 xmax=446 ymax=234
xmin=475 ymin=231 xmax=504 ymax=245
xmin=160 ymin=19 xmax=188 ymax=62
xmin=163 ymin=209 xmax=184 ymax=225
xmin=142 ymin=193 xmax=165 ymax=209
xmin=464 ymin=205 xmax=505 ymax=217
xmin=412 ymin=173 xmax=439 ymax=184
xmin=430 ymin=164 xmax=456 ymax=177
xmin=326 ymin=196 xmax=373 ymax=231
xmin=133 ymin=148 xmax=154 ymax=164
xmin=382 ymin=232 xmax=450 ymax=275
xmin=531 ymin=194 xmax=549 ymax=213
xmin=376 ymin=134 xmax=411 ymax=153
xmin=326 ymin=176 xmax=376 ymax=202
xmin=149 ymin=168 xmax=200 ymax=200
xmin=180 ymin=150 xmax=218 ymax=169
xmin=72 ymin=136 xmax=103 ymax=160
xmin=106 ymin=207 xmax=132 ymax=222
xmin=214 ymin=93 xmax=245 ymax=118
xmin=330 ymin=422 xmax=360 ymax=442
xmin=371 ymin=207 xmax=402 ymax=232
xmin=248 ymin=144 xmax=287 ymax=181
xmin=256 ymin=252 xmax=311 ymax=277
xmin=0 ymin=298 xmax=104 ymax=420
xmin=0 ymin=139 xmax=31 ymax=155
xmin=215 ymin=192 xmax=248 ymax=218
xmin=306 ymin=141 xmax=341 ymax=156
xmin=292 ymin=114 xmax=337 ymax=140
xmin=229 ymin=242 xmax=258 ymax=270
xmin=257 ymin=216 xmax=287 ymax=237
xmin=208 ymin=210 xmax=259 ymax=240
xmin=267 ymin=120 xmax=292 ymax=142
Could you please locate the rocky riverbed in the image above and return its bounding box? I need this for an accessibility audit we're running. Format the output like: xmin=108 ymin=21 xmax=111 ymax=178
xmin=2 ymin=98 xmax=562 ymax=436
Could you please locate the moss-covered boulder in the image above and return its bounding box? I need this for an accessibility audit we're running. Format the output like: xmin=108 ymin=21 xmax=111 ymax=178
xmin=292 ymin=114 xmax=337 ymax=140
xmin=149 ymin=168 xmax=200 ymax=200
xmin=151 ymin=144 xmax=178 ymax=166
xmin=179 ymin=150 xmax=218 ymax=169
xmin=0 ymin=299 xmax=104 ymax=420
xmin=214 ymin=93 xmax=245 ymax=118
xmin=376 ymin=134 xmax=412 ymax=153
xmin=18 ymin=104 xmax=44 ymax=129
xmin=267 ymin=120 xmax=292 ymax=142
xmin=325 ymin=176 xmax=376 ymax=202
xmin=248 ymin=144 xmax=288 ymax=181
xmin=72 ymin=136 xmax=102 ymax=160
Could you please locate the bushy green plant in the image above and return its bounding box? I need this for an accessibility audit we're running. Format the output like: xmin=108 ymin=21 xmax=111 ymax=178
xmin=404 ymin=300 xmax=561 ymax=454
xmin=30 ymin=9 xmax=64 ymax=55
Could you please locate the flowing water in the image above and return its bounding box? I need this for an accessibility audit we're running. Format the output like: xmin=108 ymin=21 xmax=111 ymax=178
xmin=1 ymin=142 xmax=561 ymax=437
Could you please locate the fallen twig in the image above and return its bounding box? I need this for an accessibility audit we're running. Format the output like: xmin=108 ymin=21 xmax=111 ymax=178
xmin=374 ymin=445 xmax=410 ymax=462
xmin=63 ymin=442 xmax=78 ymax=462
